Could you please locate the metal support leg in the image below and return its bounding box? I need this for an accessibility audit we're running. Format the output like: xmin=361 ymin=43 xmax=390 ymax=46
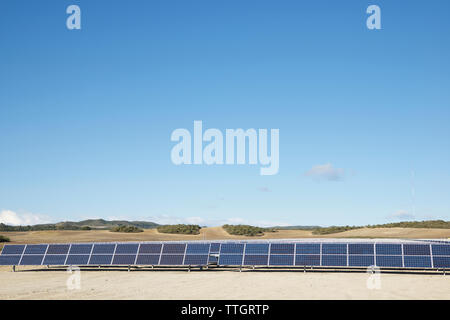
xmin=188 ymin=265 xmax=191 ymax=272
xmin=239 ymin=266 xmax=242 ymax=273
xmin=128 ymin=265 xmax=130 ymax=272
xmin=12 ymin=265 xmax=15 ymax=272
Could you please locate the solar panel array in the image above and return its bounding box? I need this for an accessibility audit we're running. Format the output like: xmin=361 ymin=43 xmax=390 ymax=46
xmin=1 ymin=241 xmax=449 ymax=269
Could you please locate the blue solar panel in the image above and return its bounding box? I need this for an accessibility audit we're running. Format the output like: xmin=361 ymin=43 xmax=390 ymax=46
xmin=1 ymin=245 xmax=25 ymax=255
xmin=219 ymin=254 xmax=243 ymax=265
xmin=432 ymin=245 xmax=450 ymax=256
xmin=245 ymin=243 xmax=269 ymax=254
xmin=160 ymin=254 xmax=184 ymax=265
xmin=375 ymin=244 xmax=402 ymax=255
xmin=295 ymin=254 xmax=320 ymax=266
xmin=135 ymin=254 xmax=160 ymax=265
xmin=43 ymin=255 xmax=67 ymax=265
xmin=92 ymin=244 xmax=116 ymax=254
xmin=186 ymin=243 xmax=210 ymax=254
xmin=89 ymin=255 xmax=113 ymax=265
xmin=270 ymin=243 xmax=295 ymax=254
xmin=139 ymin=244 xmax=162 ymax=254
xmin=404 ymin=256 xmax=432 ymax=268
xmin=244 ymin=255 xmax=268 ymax=265
xmin=183 ymin=255 xmax=209 ymax=265
xmin=115 ymin=244 xmax=139 ymax=254
xmin=209 ymin=243 xmax=220 ymax=253
xmin=69 ymin=244 xmax=92 ymax=254
xmin=433 ymin=256 xmax=450 ymax=268
xmin=112 ymin=254 xmax=137 ymax=265
xmin=348 ymin=244 xmax=374 ymax=255
xmin=322 ymin=244 xmax=347 ymax=255
xmin=295 ymin=243 xmax=320 ymax=254
xmin=47 ymin=244 xmax=70 ymax=255
xmin=66 ymin=255 xmax=90 ymax=265
xmin=403 ymin=244 xmax=430 ymax=256
xmin=322 ymin=255 xmax=347 ymax=266
xmin=269 ymin=254 xmax=294 ymax=266
xmin=349 ymin=255 xmax=374 ymax=267
xmin=162 ymin=244 xmax=186 ymax=254
xmin=375 ymin=255 xmax=403 ymax=267
xmin=220 ymin=243 xmax=245 ymax=254
xmin=20 ymin=255 xmax=44 ymax=265
xmin=208 ymin=255 xmax=218 ymax=263
xmin=24 ymin=245 xmax=48 ymax=255
xmin=0 ymin=255 xmax=21 ymax=265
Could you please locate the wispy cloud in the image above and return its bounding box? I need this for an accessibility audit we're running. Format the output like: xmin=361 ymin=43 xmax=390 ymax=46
xmin=305 ymin=163 xmax=345 ymax=181
xmin=0 ymin=210 xmax=53 ymax=226
xmin=387 ymin=210 xmax=416 ymax=221
xmin=258 ymin=187 xmax=272 ymax=193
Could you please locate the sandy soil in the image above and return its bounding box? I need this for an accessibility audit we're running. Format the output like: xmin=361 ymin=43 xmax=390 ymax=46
xmin=0 ymin=267 xmax=448 ymax=300
xmin=1 ymin=227 xmax=450 ymax=245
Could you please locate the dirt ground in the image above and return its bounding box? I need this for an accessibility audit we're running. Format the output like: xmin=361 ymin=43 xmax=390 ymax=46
xmin=1 ymin=227 xmax=450 ymax=245
xmin=0 ymin=267 xmax=448 ymax=300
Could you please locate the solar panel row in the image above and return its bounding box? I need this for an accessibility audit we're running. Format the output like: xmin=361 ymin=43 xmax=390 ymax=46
xmin=1 ymin=242 xmax=449 ymax=268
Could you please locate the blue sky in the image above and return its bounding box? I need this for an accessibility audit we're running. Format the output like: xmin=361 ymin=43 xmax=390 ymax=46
xmin=0 ymin=0 xmax=449 ymax=227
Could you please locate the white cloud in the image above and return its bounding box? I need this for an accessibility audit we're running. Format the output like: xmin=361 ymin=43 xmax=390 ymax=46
xmin=305 ymin=163 xmax=345 ymax=181
xmin=258 ymin=187 xmax=272 ymax=193
xmin=387 ymin=210 xmax=416 ymax=221
xmin=0 ymin=210 xmax=52 ymax=226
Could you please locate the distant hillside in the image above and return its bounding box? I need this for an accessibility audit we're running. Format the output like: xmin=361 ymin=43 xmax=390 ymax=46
xmin=274 ymin=225 xmax=321 ymax=230
xmin=0 ymin=219 xmax=159 ymax=231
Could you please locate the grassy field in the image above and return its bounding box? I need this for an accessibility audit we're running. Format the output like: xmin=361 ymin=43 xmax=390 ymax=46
xmin=0 ymin=226 xmax=450 ymax=245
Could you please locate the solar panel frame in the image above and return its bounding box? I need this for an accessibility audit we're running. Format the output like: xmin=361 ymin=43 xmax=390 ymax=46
xmin=1 ymin=245 xmax=26 ymax=255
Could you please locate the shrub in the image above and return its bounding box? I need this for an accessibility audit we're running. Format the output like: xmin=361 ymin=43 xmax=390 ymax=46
xmin=223 ymin=224 xmax=277 ymax=236
xmin=110 ymin=225 xmax=143 ymax=233
xmin=0 ymin=235 xmax=10 ymax=242
xmin=157 ymin=224 xmax=201 ymax=235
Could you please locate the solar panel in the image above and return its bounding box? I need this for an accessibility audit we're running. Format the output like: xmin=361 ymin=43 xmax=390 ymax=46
xmin=209 ymin=243 xmax=220 ymax=253
xmin=403 ymin=244 xmax=430 ymax=256
xmin=245 ymin=243 xmax=269 ymax=254
xmin=244 ymin=254 xmax=268 ymax=265
xmin=269 ymin=254 xmax=294 ymax=266
xmin=322 ymin=255 xmax=347 ymax=266
xmin=47 ymin=244 xmax=70 ymax=255
xmin=375 ymin=244 xmax=402 ymax=255
xmin=295 ymin=243 xmax=320 ymax=254
xmin=89 ymin=255 xmax=113 ymax=265
xmin=348 ymin=244 xmax=374 ymax=255
xmin=69 ymin=244 xmax=93 ymax=254
xmin=186 ymin=243 xmax=210 ymax=254
xmin=92 ymin=244 xmax=116 ymax=254
xmin=115 ymin=244 xmax=139 ymax=254
xmin=160 ymin=254 xmax=184 ymax=265
xmin=404 ymin=256 xmax=432 ymax=268
xmin=1 ymin=245 xmax=25 ymax=255
xmin=20 ymin=255 xmax=44 ymax=265
xmin=162 ymin=244 xmax=186 ymax=254
xmin=139 ymin=243 xmax=162 ymax=254
xmin=0 ymin=255 xmax=21 ymax=265
xmin=43 ymin=255 xmax=67 ymax=265
xmin=431 ymin=244 xmax=450 ymax=256
xmin=218 ymin=254 xmax=243 ymax=265
xmin=24 ymin=245 xmax=48 ymax=255
xmin=433 ymin=256 xmax=450 ymax=268
xmin=220 ymin=243 xmax=244 ymax=254
xmin=1 ymin=240 xmax=446 ymax=270
xmin=112 ymin=254 xmax=137 ymax=265
xmin=348 ymin=255 xmax=374 ymax=267
xmin=66 ymin=255 xmax=90 ymax=265
xmin=183 ymin=255 xmax=209 ymax=265
xmin=322 ymin=244 xmax=347 ymax=255
xmin=270 ymin=243 xmax=295 ymax=254
xmin=375 ymin=255 xmax=403 ymax=267
xmin=135 ymin=254 xmax=160 ymax=265
xmin=295 ymin=254 xmax=320 ymax=266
